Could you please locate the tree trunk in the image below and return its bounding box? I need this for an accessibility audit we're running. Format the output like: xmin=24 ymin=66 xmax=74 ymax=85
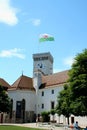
xmin=67 ymin=117 xmax=69 ymax=125
xmin=1 ymin=113 xmax=3 ymax=123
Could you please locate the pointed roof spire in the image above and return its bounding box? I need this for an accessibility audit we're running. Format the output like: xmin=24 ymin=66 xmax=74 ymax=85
xmin=22 ymin=70 xmax=23 ymax=76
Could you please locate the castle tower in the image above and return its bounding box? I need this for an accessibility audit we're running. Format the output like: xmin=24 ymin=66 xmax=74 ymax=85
xmin=33 ymin=52 xmax=54 ymax=115
xmin=33 ymin=52 xmax=53 ymax=76
xmin=33 ymin=52 xmax=53 ymax=93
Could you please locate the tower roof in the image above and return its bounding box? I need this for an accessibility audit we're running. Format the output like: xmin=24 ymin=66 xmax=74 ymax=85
xmin=9 ymin=75 xmax=35 ymax=91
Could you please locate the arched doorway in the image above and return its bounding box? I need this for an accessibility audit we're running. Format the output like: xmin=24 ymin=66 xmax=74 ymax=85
xmin=16 ymin=99 xmax=26 ymax=123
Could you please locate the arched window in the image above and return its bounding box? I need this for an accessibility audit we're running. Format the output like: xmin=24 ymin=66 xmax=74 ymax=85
xmin=10 ymin=99 xmax=13 ymax=119
xmin=22 ymin=99 xmax=25 ymax=110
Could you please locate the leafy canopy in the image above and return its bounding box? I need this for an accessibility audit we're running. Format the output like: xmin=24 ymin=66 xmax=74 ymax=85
xmin=0 ymin=85 xmax=11 ymax=113
xmin=56 ymin=49 xmax=87 ymax=117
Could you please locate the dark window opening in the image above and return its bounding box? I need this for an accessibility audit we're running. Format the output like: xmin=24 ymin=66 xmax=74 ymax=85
xmin=52 ymin=89 xmax=54 ymax=94
xmin=51 ymin=101 xmax=55 ymax=109
xmin=42 ymin=91 xmax=44 ymax=96
xmin=42 ymin=104 xmax=44 ymax=109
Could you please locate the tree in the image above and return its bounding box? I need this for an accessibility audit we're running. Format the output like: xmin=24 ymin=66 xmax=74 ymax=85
xmin=68 ymin=49 xmax=87 ymax=116
xmin=50 ymin=109 xmax=56 ymax=122
xmin=41 ymin=111 xmax=50 ymax=122
xmin=56 ymin=84 xmax=71 ymax=124
xmin=56 ymin=49 xmax=87 ymax=122
xmin=0 ymin=85 xmax=11 ymax=113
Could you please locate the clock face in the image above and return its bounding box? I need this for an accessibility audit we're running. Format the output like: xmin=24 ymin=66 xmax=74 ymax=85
xmin=34 ymin=63 xmax=46 ymax=70
xmin=38 ymin=63 xmax=43 ymax=68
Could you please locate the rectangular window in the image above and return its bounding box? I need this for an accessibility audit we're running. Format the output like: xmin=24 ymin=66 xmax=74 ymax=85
xmin=51 ymin=101 xmax=55 ymax=109
xmin=42 ymin=104 xmax=44 ymax=109
xmin=42 ymin=91 xmax=44 ymax=96
xmin=52 ymin=89 xmax=54 ymax=94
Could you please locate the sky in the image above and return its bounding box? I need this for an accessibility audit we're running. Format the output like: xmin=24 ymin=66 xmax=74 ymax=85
xmin=0 ymin=0 xmax=87 ymax=85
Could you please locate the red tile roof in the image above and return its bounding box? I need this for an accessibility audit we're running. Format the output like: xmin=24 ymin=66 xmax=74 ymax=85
xmin=9 ymin=75 xmax=35 ymax=91
xmin=8 ymin=70 xmax=69 ymax=90
xmin=41 ymin=70 xmax=69 ymax=88
xmin=0 ymin=78 xmax=11 ymax=89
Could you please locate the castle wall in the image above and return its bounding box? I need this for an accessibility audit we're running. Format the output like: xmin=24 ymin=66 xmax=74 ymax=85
xmin=37 ymin=84 xmax=64 ymax=114
xmin=7 ymin=90 xmax=36 ymax=123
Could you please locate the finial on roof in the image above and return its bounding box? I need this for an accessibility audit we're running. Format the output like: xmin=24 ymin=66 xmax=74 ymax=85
xmin=22 ymin=70 xmax=23 ymax=76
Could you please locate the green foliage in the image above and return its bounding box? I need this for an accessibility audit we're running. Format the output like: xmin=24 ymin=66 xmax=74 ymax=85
xmin=41 ymin=111 xmax=50 ymax=122
xmin=56 ymin=49 xmax=87 ymax=117
xmin=50 ymin=109 xmax=56 ymax=115
xmin=50 ymin=109 xmax=56 ymax=122
xmin=68 ymin=49 xmax=87 ymax=115
xmin=0 ymin=85 xmax=11 ymax=113
xmin=70 ymin=96 xmax=87 ymax=116
xmin=56 ymin=84 xmax=71 ymax=117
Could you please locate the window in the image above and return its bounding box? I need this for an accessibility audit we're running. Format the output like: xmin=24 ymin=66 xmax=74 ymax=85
xmin=10 ymin=99 xmax=13 ymax=118
xmin=51 ymin=101 xmax=55 ymax=109
xmin=42 ymin=104 xmax=44 ymax=109
xmin=16 ymin=101 xmax=22 ymax=118
xmin=52 ymin=89 xmax=54 ymax=94
xmin=42 ymin=91 xmax=44 ymax=96
xmin=22 ymin=99 xmax=25 ymax=110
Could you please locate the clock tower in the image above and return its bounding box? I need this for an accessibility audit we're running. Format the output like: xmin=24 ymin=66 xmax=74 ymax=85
xmin=33 ymin=52 xmax=53 ymax=115
xmin=33 ymin=52 xmax=53 ymax=76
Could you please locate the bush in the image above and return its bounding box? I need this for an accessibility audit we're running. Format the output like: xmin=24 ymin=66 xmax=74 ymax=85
xmin=41 ymin=111 xmax=50 ymax=122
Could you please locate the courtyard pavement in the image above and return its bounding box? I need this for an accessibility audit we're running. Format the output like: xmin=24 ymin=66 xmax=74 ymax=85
xmin=0 ymin=123 xmax=66 ymax=130
xmin=0 ymin=123 xmax=85 ymax=130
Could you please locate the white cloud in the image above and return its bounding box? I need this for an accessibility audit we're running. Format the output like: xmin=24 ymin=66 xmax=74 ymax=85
xmin=32 ymin=19 xmax=41 ymax=26
xmin=0 ymin=0 xmax=18 ymax=26
xmin=0 ymin=48 xmax=25 ymax=59
xmin=26 ymin=18 xmax=41 ymax=26
xmin=63 ymin=56 xmax=74 ymax=67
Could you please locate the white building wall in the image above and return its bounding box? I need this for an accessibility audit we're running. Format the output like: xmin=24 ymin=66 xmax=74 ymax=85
xmin=69 ymin=115 xmax=87 ymax=127
xmin=38 ymin=84 xmax=64 ymax=114
xmin=8 ymin=90 xmax=36 ymax=112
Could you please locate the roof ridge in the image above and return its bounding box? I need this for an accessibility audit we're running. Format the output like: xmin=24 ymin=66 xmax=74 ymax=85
xmin=21 ymin=74 xmax=32 ymax=79
xmin=53 ymin=69 xmax=69 ymax=75
xmin=0 ymin=78 xmax=11 ymax=88
xmin=42 ymin=70 xmax=69 ymax=88
xmin=42 ymin=69 xmax=69 ymax=78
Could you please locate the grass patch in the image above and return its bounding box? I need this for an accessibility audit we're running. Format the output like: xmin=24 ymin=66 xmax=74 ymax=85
xmin=0 ymin=125 xmax=43 ymax=130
